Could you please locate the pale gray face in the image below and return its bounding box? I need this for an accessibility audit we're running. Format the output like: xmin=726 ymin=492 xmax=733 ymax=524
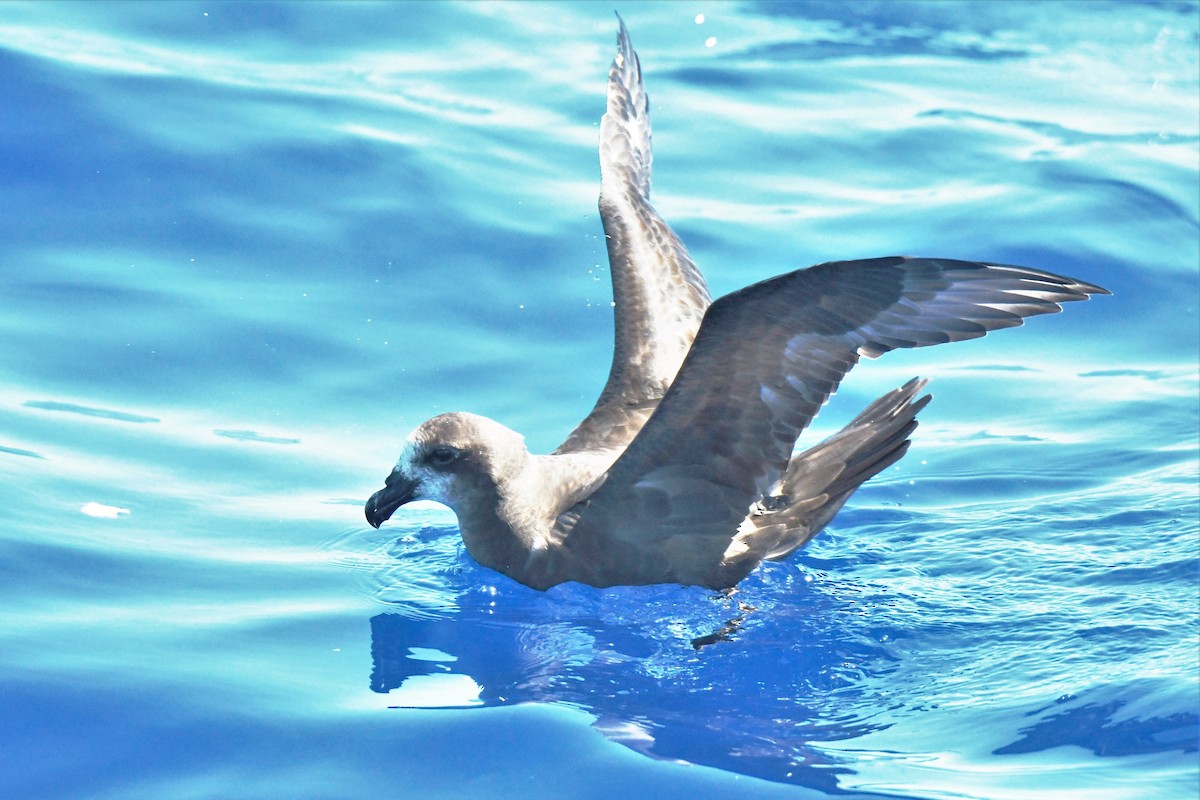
xmin=364 ymin=412 xmax=525 ymax=528
xmin=363 ymin=442 xmax=462 ymax=528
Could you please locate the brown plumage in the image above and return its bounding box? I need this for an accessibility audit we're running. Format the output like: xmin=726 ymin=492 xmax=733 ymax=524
xmin=365 ymin=20 xmax=1108 ymax=590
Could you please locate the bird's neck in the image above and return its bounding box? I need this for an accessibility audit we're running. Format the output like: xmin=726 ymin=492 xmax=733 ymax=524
xmin=456 ymin=451 xmax=616 ymax=589
xmin=454 ymin=495 xmax=531 ymax=582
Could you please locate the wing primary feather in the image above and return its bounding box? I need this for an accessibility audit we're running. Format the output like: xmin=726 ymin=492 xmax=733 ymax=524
xmin=556 ymin=19 xmax=711 ymax=455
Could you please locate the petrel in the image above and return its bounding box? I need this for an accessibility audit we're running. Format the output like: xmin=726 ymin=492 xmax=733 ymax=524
xmin=365 ymin=21 xmax=1107 ymax=590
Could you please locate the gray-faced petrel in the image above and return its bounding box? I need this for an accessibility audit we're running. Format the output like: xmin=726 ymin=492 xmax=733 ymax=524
xmin=365 ymin=20 xmax=1107 ymax=591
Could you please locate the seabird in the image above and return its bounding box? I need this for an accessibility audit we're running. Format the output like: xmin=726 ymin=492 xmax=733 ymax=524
xmin=365 ymin=20 xmax=1107 ymax=591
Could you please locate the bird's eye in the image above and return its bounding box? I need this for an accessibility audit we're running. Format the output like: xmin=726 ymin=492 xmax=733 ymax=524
xmin=427 ymin=446 xmax=460 ymax=469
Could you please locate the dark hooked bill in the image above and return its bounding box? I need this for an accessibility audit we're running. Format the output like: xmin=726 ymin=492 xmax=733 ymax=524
xmin=364 ymin=471 xmax=418 ymax=529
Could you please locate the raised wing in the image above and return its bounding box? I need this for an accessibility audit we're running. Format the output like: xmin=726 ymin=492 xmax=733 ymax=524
xmin=556 ymin=257 xmax=1108 ymax=584
xmin=555 ymin=17 xmax=711 ymax=455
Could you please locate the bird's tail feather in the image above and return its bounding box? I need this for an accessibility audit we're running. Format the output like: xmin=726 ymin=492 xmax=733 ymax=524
xmin=762 ymin=378 xmax=931 ymax=560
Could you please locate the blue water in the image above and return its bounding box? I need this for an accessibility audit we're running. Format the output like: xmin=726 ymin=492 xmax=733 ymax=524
xmin=1 ymin=2 xmax=1197 ymax=798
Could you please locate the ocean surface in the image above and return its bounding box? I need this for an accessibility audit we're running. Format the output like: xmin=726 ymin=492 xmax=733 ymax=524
xmin=1 ymin=2 xmax=1197 ymax=798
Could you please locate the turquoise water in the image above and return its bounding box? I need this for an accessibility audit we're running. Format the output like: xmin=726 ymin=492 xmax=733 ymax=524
xmin=1 ymin=2 xmax=1197 ymax=798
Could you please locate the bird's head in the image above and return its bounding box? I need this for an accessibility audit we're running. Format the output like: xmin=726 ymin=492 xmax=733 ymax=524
xmin=364 ymin=412 xmax=528 ymax=529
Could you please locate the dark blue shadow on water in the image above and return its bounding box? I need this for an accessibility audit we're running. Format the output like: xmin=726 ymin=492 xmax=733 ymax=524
xmin=368 ymin=613 xmax=899 ymax=795
xmin=994 ymin=696 xmax=1200 ymax=757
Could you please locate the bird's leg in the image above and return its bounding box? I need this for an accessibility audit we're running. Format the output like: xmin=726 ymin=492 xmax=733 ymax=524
xmin=690 ymin=589 xmax=758 ymax=649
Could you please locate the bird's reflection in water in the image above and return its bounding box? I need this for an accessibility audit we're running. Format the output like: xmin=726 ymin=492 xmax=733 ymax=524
xmin=366 ymin=552 xmax=902 ymax=794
